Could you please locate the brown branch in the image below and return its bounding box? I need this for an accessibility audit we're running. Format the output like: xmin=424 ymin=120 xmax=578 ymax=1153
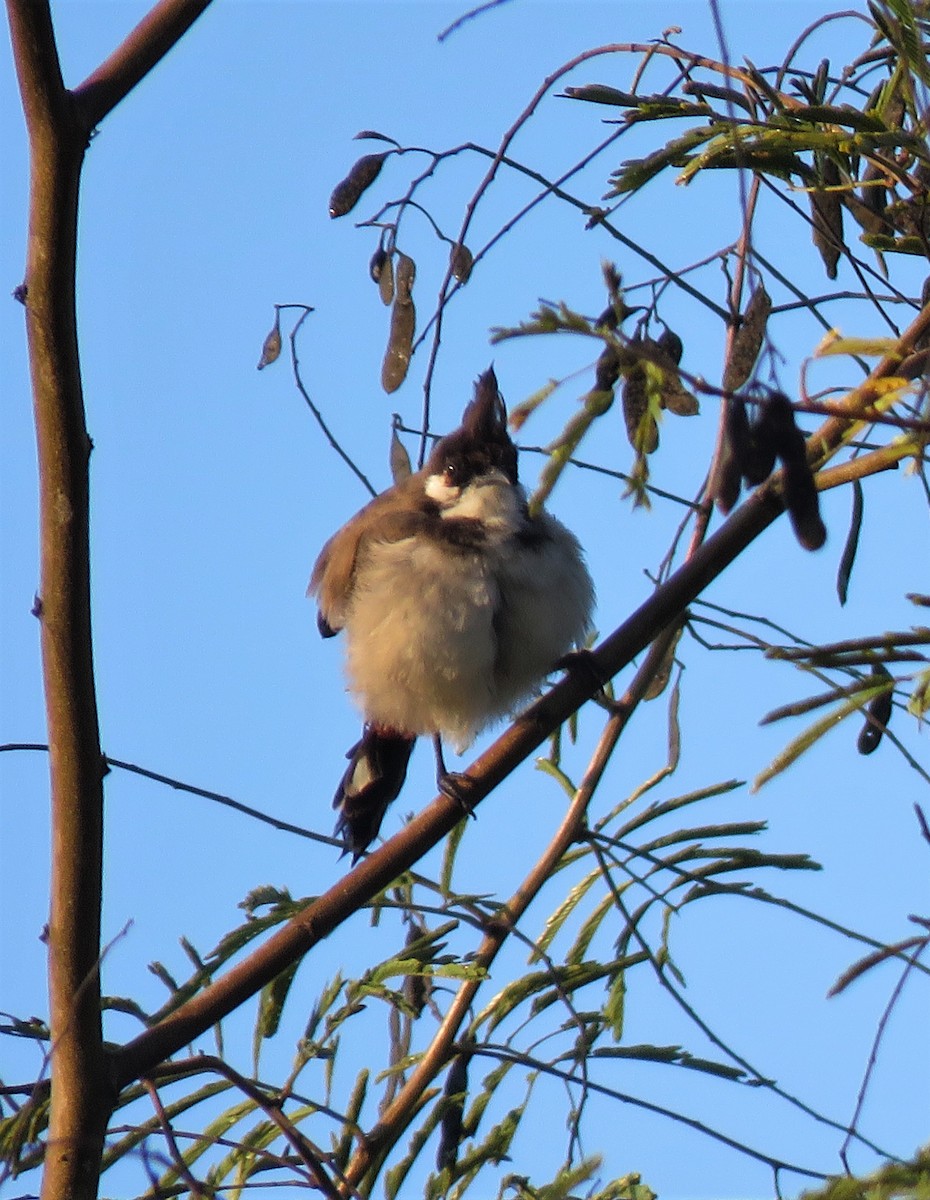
xmin=340 ymin=621 xmax=684 ymax=1193
xmin=113 ymin=500 xmax=785 ymax=1091
xmin=74 ymin=0 xmax=215 ymax=131
xmin=6 ymin=4 xmax=110 ymax=1197
xmin=4 ymin=2 xmax=221 ymax=1198
xmin=110 ymin=304 xmax=928 ymax=1094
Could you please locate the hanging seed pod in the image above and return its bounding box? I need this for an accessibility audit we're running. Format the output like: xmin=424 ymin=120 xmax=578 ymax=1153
xmin=837 ymin=479 xmax=863 ymax=606
xmin=763 ymin=393 xmax=826 ymax=550
xmin=450 ymin=241 xmax=474 ymax=283
xmin=740 ymin=393 xmax=778 ymax=486
xmin=389 ymin=427 xmax=412 ymax=483
xmin=381 ymin=253 xmax=416 ymax=392
xmin=257 ymin=309 xmax=282 ymax=371
xmin=657 ymin=326 xmax=683 ymax=365
xmin=723 ymin=284 xmax=771 ymax=392
xmin=715 ymin=444 xmax=743 ymax=515
xmin=436 ymin=1051 xmax=470 ymax=1173
xmin=328 ymin=152 xmax=387 ymax=218
xmin=370 ymin=241 xmax=396 ymax=306
xmin=643 ymin=625 xmax=683 ymax=700
xmin=647 ymin=331 xmax=697 ymax=415
xmin=783 ymin=456 xmax=827 ymax=549
xmin=810 ymin=156 xmax=843 ymax=279
xmin=378 ymin=253 xmax=395 ymax=306
xmin=382 ymin=299 xmax=415 ymax=393
xmin=857 ymin=663 xmax=894 ymax=755
xmin=369 ymin=245 xmax=388 ymax=283
xmin=394 ymin=252 xmax=416 ymax=300
xmin=716 ymin=395 xmax=752 ymax=512
xmin=661 ymin=377 xmax=699 ymax=415
xmin=595 ymin=344 xmax=622 ymax=391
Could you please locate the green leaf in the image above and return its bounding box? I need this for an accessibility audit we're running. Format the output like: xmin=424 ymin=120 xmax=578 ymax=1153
xmin=752 ymin=680 xmax=896 ymax=791
xmin=253 ymin=958 xmax=301 ymax=1073
xmin=532 ymin=868 xmax=602 ymax=962
xmin=567 ymin=892 xmax=620 ymax=965
xmin=607 ymin=125 xmax=719 ymax=195
xmin=604 ymin=970 xmax=626 ymax=1040
xmin=591 ymin=1043 xmax=746 ymax=1080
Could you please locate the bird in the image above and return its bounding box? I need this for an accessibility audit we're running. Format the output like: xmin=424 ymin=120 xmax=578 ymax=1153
xmin=309 ymin=367 xmax=595 ymax=858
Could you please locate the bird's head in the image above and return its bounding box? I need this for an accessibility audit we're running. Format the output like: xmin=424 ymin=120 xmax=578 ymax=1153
xmin=424 ymin=368 xmax=519 ymax=512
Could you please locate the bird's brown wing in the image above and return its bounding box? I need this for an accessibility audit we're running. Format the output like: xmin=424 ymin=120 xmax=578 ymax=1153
xmin=309 ymin=473 xmax=432 ymax=636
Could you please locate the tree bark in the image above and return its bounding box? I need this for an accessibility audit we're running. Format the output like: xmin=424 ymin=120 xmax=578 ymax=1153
xmin=5 ymin=2 xmax=216 ymax=1196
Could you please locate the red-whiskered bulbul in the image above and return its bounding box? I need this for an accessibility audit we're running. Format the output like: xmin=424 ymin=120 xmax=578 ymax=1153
xmin=310 ymin=367 xmax=594 ymax=857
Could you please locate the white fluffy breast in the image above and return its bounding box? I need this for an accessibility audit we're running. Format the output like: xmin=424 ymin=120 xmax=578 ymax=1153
xmin=493 ymin=512 xmax=595 ymax=710
xmin=336 ymin=484 xmax=594 ymax=754
xmin=343 ymin=535 xmax=501 ymax=751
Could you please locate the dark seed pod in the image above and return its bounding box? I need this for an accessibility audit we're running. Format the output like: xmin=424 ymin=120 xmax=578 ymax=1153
xmin=764 ymin=408 xmax=822 ymax=549
xmin=758 ymin=393 xmax=825 ymax=547
xmin=450 ymin=242 xmax=474 ymax=283
xmin=378 ymin=253 xmax=395 ymax=306
xmin=369 ymin=245 xmax=388 ymax=283
xmin=782 ymin=443 xmax=827 ymax=550
xmin=723 ymin=284 xmax=771 ymax=392
xmin=756 ymin=390 xmax=796 ymax=446
xmin=328 ymin=152 xmax=387 ymax=219
xmin=382 ymin=297 xmax=415 ymax=393
xmin=810 ymin=157 xmax=843 ymax=279
xmin=436 ymin=1051 xmax=470 ymax=1173
xmin=595 ymin=344 xmax=622 ymax=392
xmin=394 ymin=252 xmax=416 ymax=301
xmin=257 ymin=310 xmax=282 ymax=371
xmin=715 ymin=446 xmax=743 ymax=514
xmin=716 ymin=395 xmax=751 ymax=512
xmin=741 ymin=395 xmax=778 ymax=486
xmin=857 ymin=663 xmax=894 ymax=755
xmin=657 ymin=326 xmax=684 ymax=365
xmin=725 ymin=394 xmax=753 ymax=464
xmin=661 ymin=377 xmax=699 ymax=415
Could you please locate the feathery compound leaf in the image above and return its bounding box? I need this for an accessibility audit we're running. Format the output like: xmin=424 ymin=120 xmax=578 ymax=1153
xmin=591 ymin=1043 xmax=747 ymax=1080
xmin=752 ymin=681 xmax=894 ymax=791
xmin=508 ymin=378 xmax=560 ymax=432
xmin=532 ymin=867 xmax=602 ymax=961
xmin=608 ymin=126 xmax=719 ymax=195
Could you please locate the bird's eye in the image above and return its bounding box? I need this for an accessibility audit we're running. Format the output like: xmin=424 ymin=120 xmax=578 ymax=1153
xmin=443 ymin=462 xmax=459 ymax=486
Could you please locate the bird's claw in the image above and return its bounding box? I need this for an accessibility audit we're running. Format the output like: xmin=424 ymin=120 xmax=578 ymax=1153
xmin=439 ymin=771 xmax=477 ymax=819
xmin=556 ymin=648 xmax=609 ymax=699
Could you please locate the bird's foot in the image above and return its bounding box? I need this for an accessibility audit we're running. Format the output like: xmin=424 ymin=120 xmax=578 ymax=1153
xmin=556 ymin=648 xmax=610 ymax=702
xmin=439 ymin=770 xmax=478 ymax=819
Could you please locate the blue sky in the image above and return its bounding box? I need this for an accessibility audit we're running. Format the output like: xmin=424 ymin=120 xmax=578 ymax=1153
xmin=2 ymin=3 xmax=928 ymax=1198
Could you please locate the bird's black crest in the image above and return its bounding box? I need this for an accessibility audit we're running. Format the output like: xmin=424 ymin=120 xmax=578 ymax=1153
xmin=427 ymin=366 xmax=518 ymax=483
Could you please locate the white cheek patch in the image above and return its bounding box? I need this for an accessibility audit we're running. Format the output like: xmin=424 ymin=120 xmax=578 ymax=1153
xmin=425 ymin=473 xmax=460 ymax=505
xmin=443 ymin=480 xmax=523 ymax=527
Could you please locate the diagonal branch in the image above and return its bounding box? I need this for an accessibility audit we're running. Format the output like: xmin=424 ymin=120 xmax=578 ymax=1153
xmin=111 ymin=306 xmax=927 ymax=1092
xmin=74 ymin=0 xmax=215 ymax=131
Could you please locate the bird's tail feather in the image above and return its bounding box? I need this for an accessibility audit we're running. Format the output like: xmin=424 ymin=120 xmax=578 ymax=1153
xmin=334 ymin=725 xmax=415 ymax=859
